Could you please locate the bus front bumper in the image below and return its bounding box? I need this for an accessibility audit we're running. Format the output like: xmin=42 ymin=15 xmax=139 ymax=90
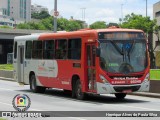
xmin=96 ymin=80 xmax=150 ymax=94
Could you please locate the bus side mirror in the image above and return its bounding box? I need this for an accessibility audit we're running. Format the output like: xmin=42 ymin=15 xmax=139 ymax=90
xmin=96 ymin=47 xmax=100 ymax=57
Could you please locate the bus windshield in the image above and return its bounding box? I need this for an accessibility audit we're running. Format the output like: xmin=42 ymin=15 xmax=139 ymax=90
xmin=99 ymin=32 xmax=147 ymax=74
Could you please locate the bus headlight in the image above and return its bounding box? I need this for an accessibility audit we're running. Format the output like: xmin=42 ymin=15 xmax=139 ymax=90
xmin=99 ymin=75 xmax=109 ymax=84
xmin=144 ymin=73 xmax=150 ymax=83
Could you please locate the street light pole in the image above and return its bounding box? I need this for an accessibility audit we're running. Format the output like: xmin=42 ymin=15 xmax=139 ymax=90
xmin=146 ymin=0 xmax=147 ymax=17
xmin=54 ymin=0 xmax=57 ymax=33
xmin=121 ymin=4 xmax=123 ymax=23
xmin=81 ymin=8 xmax=86 ymax=21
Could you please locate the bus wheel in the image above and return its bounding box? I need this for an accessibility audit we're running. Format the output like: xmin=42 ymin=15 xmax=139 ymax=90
xmin=75 ymin=80 xmax=86 ymax=100
xmin=30 ymin=74 xmax=46 ymax=93
xmin=115 ymin=93 xmax=127 ymax=100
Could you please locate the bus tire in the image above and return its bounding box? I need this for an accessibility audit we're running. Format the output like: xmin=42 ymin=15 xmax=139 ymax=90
xmin=75 ymin=80 xmax=86 ymax=100
xmin=115 ymin=93 xmax=127 ymax=99
xmin=30 ymin=74 xmax=46 ymax=93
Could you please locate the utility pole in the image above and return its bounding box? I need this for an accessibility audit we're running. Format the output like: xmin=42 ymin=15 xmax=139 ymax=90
xmin=54 ymin=0 xmax=57 ymax=33
xmin=81 ymin=8 xmax=86 ymax=21
xmin=121 ymin=4 xmax=124 ymax=23
xmin=146 ymin=0 xmax=147 ymax=17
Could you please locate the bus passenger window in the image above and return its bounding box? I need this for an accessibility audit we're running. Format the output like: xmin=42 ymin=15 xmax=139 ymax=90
xmin=68 ymin=38 xmax=81 ymax=60
xmin=32 ymin=41 xmax=42 ymax=59
xmin=25 ymin=41 xmax=32 ymax=59
xmin=43 ymin=40 xmax=54 ymax=59
xmin=14 ymin=42 xmax=17 ymax=59
xmin=55 ymin=39 xmax=67 ymax=59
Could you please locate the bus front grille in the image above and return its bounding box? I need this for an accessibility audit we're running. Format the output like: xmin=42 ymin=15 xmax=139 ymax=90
xmin=113 ymin=85 xmax=141 ymax=92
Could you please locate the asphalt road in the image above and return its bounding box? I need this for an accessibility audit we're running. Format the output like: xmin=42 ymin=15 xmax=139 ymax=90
xmin=0 ymin=80 xmax=160 ymax=120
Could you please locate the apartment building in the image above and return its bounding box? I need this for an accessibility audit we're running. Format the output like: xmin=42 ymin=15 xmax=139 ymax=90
xmin=0 ymin=0 xmax=31 ymax=27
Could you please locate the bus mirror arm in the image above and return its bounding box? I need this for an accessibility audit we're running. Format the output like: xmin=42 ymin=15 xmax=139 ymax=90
xmin=96 ymin=47 xmax=100 ymax=57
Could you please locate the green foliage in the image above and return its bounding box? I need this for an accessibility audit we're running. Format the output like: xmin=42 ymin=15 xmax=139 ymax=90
xmin=57 ymin=18 xmax=69 ymax=31
xmin=150 ymin=69 xmax=160 ymax=80
xmin=17 ymin=22 xmax=46 ymax=30
xmin=40 ymin=17 xmax=53 ymax=30
xmin=17 ymin=16 xmax=83 ymax=31
xmin=66 ymin=20 xmax=81 ymax=31
xmin=0 ymin=25 xmax=12 ymax=29
xmin=31 ymin=11 xmax=50 ymax=19
xmin=0 ymin=64 xmax=13 ymax=70
xmin=0 ymin=118 xmax=7 ymax=120
xmin=120 ymin=13 xmax=157 ymax=33
xmin=89 ymin=21 xmax=106 ymax=29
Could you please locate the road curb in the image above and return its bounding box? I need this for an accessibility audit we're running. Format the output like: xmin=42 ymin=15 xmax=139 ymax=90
xmin=129 ymin=92 xmax=160 ymax=99
xmin=0 ymin=77 xmax=15 ymax=82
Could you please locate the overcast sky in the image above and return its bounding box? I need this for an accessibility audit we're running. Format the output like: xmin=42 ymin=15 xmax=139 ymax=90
xmin=32 ymin=0 xmax=159 ymax=25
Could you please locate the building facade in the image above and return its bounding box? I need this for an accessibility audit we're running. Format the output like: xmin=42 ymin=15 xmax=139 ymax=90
xmin=0 ymin=0 xmax=31 ymax=27
xmin=153 ymin=1 xmax=160 ymax=67
xmin=10 ymin=0 xmax=31 ymax=22
xmin=0 ymin=0 xmax=8 ymax=16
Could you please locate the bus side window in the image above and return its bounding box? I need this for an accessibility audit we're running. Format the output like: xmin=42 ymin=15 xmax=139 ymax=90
xmin=32 ymin=41 xmax=43 ymax=59
xmin=55 ymin=39 xmax=67 ymax=59
xmin=14 ymin=42 xmax=17 ymax=59
xmin=43 ymin=40 xmax=54 ymax=59
xmin=25 ymin=41 xmax=32 ymax=59
xmin=68 ymin=38 xmax=81 ymax=60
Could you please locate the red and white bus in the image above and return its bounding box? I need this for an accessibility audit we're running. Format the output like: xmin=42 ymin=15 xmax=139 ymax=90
xmin=13 ymin=28 xmax=150 ymax=100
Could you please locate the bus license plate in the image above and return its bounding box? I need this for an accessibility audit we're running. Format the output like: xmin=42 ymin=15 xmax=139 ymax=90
xmin=123 ymin=90 xmax=132 ymax=93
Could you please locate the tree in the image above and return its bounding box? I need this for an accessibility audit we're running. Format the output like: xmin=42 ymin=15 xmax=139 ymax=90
xmin=57 ymin=18 xmax=69 ymax=31
xmin=89 ymin=21 xmax=106 ymax=29
xmin=17 ymin=17 xmax=83 ymax=31
xmin=40 ymin=17 xmax=53 ymax=30
xmin=17 ymin=22 xmax=46 ymax=30
xmin=120 ymin=13 xmax=158 ymax=68
xmin=31 ymin=11 xmax=51 ymax=19
xmin=120 ymin=13 xmax=156 ymax=33
xmin=66 ymin=20 xmax=82 ymax=31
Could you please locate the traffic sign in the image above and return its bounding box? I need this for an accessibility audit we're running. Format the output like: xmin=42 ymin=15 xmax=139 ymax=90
xmin=54 ymin=11 xmax=59 ymax=17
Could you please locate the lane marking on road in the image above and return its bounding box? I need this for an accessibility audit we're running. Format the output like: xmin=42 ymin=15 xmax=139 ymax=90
xmin=0 ymin=88 xmax=14 ymax=91
xmin=69 ymin=117 xmax=87 ymax=120
xmin=0 ymin=101 xmax=12 ymax=106
xmin=0 ymin=87 xmax=160 ymax=112
xmin=0 ymin=101 xmax=42 ymax=111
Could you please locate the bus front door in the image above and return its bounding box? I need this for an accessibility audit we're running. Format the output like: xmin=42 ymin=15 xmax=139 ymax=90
xmin=17 ymin=46 xmax=24 ymax=83
xmin=87 ymin=44 xmax=96 ymax=92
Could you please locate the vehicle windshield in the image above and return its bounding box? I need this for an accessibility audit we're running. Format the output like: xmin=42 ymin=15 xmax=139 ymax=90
xmin=99 ymin=32 xmax=147 ymax=74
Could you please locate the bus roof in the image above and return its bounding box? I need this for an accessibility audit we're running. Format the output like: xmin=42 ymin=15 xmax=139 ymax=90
xmin=14 ymin=28 xmax=144 ymax=41
xmin=14 ymin=34 xmax=40 ymax=41
xmin=96 ymin=28 xmax=143 ymax=33
xmin=38 ymin=28 xmax=144 ymax=40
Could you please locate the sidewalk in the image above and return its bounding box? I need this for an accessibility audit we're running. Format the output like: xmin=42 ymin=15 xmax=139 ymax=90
xmin=0 ymin=77 xmax=160 ymax=99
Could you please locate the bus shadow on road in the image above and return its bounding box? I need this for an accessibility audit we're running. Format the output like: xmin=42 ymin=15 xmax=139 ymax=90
xmin=17 ymin=88 xmax=149 ymax=104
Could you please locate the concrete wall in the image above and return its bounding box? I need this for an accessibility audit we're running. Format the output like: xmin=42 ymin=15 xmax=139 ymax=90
xmin=150 ymin=80 xmax=160 ymax=93
xmin=0 ymin=70 xmax=13 ymax=78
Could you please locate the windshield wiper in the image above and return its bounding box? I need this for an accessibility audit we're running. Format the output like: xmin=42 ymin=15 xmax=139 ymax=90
xmin=127 ymin=40 xmax=135 ymax=62
xmin=110 ymin=40 xmax=125 ymax=61
xmin=110 ymin=40 xmax=136 ymax=62
xmin=110 ymin=40 xmax=123 ymax=55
